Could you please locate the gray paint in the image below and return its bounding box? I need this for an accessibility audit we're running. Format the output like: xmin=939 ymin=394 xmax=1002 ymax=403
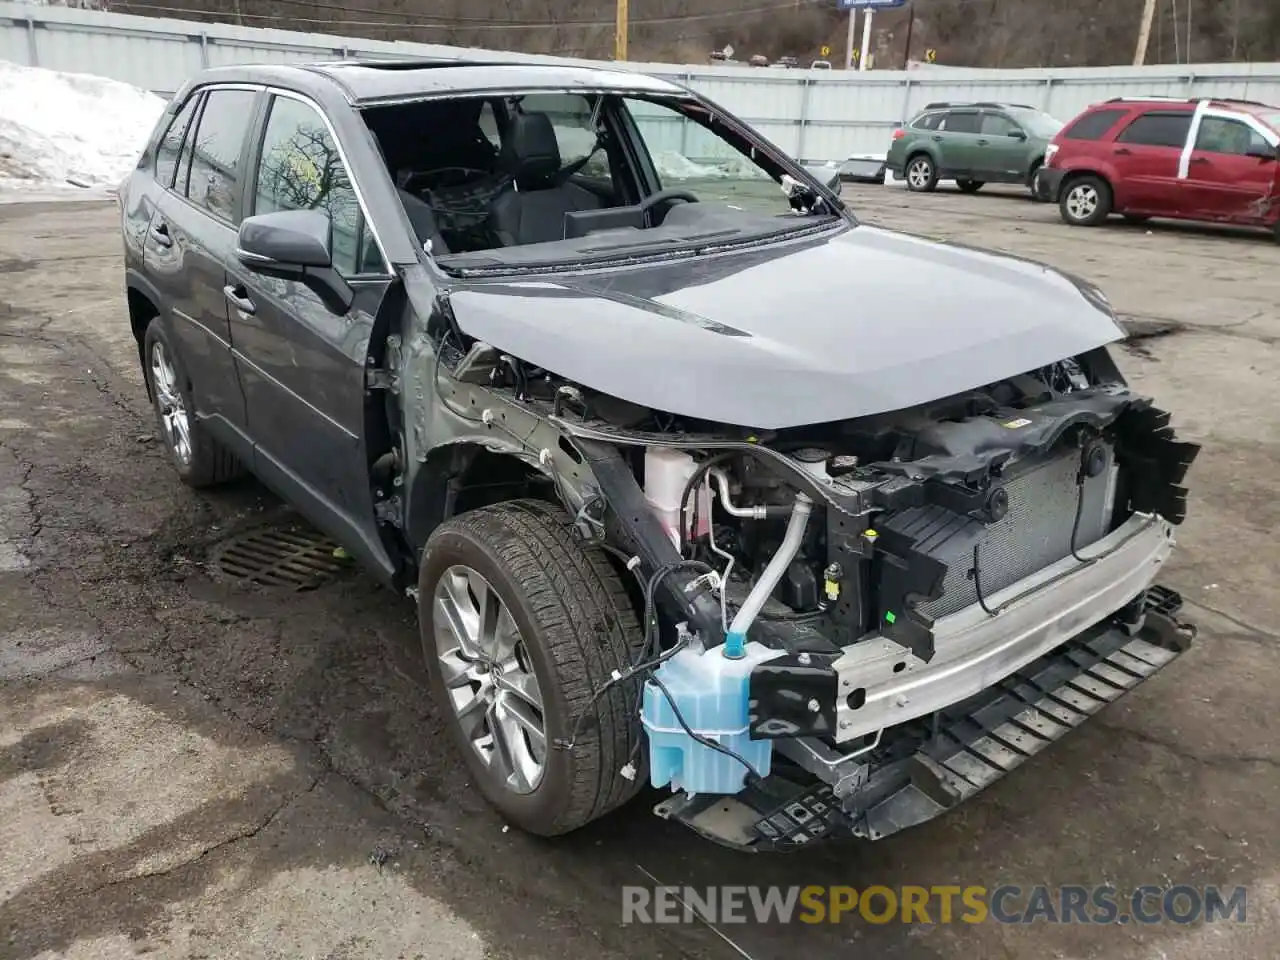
xmin=443 ymin=223 xmax=1125 ymax=430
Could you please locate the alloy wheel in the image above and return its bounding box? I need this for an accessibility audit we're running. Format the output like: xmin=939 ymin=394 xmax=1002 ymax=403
xmin=433 ymin=564 xmax=546 ymax=795
xmin=907 ymin=159 xmax=932 ymax=189
xmin=150 ymin=339 xmax=192 ymax=466
xmin=1065 ymin=183 xmax=1099 ymax=222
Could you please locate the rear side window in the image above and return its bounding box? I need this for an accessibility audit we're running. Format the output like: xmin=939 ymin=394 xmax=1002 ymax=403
xmin=185 ymin=88 xmax=257 ymax=222
xmin=1116 ymin=112 xmax=1192 ymax=148
xmin=155 ymin=96 xmax=199 ymax=188
xmin=1063 ymin=108 xmax=1126 ymax=141
xmin=912 ymin=112 xmax=942 ymax=130
xmin=939 ymin=111 xmax=980 ymax=134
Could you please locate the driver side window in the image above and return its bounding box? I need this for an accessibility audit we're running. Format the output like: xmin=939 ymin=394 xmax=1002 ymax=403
xmin=252 ymin=94 xmax=384 ymax=276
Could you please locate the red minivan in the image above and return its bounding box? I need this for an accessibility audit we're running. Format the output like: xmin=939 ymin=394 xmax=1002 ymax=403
xmin=1034 ymin=96 xmax=1280 ymax=239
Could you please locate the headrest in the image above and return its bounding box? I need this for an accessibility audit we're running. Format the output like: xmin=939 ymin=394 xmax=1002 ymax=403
xmin=501 ymin=112 xmax=561 ymax=188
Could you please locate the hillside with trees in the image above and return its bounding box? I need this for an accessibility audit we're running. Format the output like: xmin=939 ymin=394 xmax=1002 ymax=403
xmin=71 ymin=0 xmax=1280 ymax=67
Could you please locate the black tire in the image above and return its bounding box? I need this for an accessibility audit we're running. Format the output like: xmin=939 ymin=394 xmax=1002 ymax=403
xmin=142 ymin=319 xmax=243 ymax=488
xmin=1059 ymin=174 xmax=1113 ymax=226
xmin=956 ymin=179 xmax=985 ymax=194
xmin=418 ymin=499 xmax=645 ymax=836
xmin=904 ymin=154 xmax=938 ymax=192
xmin=1026 ymin=160 xmax=1043 ymax=196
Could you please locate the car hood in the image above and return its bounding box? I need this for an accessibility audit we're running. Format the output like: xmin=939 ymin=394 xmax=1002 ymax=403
xmin=443 ymin=224 xmax=1124 ymax=429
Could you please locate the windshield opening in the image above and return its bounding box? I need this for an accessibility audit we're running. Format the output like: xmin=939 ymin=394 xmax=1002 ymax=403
xmin=360 ymin=91 xmax=841 ymax=272
xmin=1009 ymin=108 xmax=1065 ymax=138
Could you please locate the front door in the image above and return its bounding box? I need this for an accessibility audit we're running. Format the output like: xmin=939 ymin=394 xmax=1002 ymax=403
xmin=976 ymin=111 xmax=1030 ymax=183
xmin=1181 ymin=114 xmax=1280 ymax=224
xmin=1107 ymin=110 xmax=1192 ymax=215
xmin=227 ymin=91 xmax=392 ymax=564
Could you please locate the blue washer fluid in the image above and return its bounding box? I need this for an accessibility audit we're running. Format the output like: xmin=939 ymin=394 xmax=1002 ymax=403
xmin=642 ymin=641 xmax=781 ymax=795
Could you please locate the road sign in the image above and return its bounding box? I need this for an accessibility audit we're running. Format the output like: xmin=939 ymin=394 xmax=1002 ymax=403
xmin=836 ymin=0 xmax=908 ymax=10
xmin=925 ymin=47 xmax=937 ymax=63
xmin=820 ymin=45 xmax=831 ymax=57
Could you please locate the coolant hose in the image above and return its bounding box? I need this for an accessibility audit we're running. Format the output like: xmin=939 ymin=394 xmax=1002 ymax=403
xmin=723 ymin=492 xmax=814 ymax=659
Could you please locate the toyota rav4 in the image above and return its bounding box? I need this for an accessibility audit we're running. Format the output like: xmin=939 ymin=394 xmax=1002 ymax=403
xmin=120 ymin=60 xmax=1199 ymax=850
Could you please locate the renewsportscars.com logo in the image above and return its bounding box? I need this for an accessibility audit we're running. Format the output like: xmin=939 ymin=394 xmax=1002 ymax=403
xmin=621 ymin=884 xmax=1248 ymax=926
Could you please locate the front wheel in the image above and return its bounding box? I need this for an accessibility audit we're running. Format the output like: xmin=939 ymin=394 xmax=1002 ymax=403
xmin=904 ymin=155 xmax=938 ymax=192
xmin=418 ymin=499 xmax=645 ymax=836
xmin=956 ymin=179 xmax=985 ymax=194
xmin=1059 ymin=175 xmax=1113 ymax=226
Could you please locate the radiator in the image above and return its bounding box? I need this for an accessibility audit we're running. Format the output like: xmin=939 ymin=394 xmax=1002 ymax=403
xmin=915 ymin=446 xmax=1117 ymax=620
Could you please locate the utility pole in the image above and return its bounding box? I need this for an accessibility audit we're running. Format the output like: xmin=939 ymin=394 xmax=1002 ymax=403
xmin=615 ymin=0 xmax=628 ymax=61
xmin=844 ymin=5 xmax=857 ymax=69
xmin=902 ymin=1 xmax=915 ymax=69
xmin=859 ymin=8 xmax=874 ymax=70
xmin=1133 ymin=0 xmax=1157 ymax=65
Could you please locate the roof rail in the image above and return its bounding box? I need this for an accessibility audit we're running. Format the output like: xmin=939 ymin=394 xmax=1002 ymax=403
xmin=1104 ymin=95 xmax=1271 ymax=107
xmin=923 ymin=100 xmax=1036 ymax=110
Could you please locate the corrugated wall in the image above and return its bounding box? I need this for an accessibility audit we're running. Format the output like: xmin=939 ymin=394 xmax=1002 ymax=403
xmin=3 ymin=1 xmax=1279 ymax=162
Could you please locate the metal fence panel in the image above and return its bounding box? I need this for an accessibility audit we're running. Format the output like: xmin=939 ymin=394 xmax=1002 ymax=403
xmin=2 ymin=1 xmax=1279 ymax=163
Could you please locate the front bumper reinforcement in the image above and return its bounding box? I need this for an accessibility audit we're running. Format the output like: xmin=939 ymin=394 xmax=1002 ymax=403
xmin=654 ymin=586 xmax=1194 ymax=850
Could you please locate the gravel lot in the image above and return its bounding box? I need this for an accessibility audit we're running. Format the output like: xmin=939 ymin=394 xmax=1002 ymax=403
xmin=0 ymin=184 xmax=1277 ymax=960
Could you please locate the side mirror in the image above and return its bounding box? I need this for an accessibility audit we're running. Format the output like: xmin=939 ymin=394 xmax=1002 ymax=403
xmin=237 ymin=209 xmax=353 ymax=314
xmin=1009 ymin=129 xmax=1028 ymax=141
xmin=1246 ymin=143 xmax=1278 ymax=161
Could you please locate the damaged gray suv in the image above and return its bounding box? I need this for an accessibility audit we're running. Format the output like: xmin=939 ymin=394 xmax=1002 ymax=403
xmin=121 ymin=60 xmax=1199 ymax=849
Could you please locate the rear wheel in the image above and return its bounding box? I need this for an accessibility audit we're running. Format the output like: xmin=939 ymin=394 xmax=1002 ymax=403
xmin=1059 ymin=175 xmax=1112 ymax=226
xmin=956 ymin=179 xmax=985 ymax=194
xmin=418 ymin=499 xmax=645 ymax=836
xmin=905 ymin=154 xmax=938 ymax=192
xmin=143 ymin=320 xmax=242 ymax=487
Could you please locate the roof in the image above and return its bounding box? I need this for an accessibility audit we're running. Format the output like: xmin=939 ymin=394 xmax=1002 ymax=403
xmin=182 ymin=59 xmax=689 ymax=106
xmin=1101 ymin=95 xmax=1280 ymax=114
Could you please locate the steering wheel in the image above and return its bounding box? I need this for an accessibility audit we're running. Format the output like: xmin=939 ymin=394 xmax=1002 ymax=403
xmin=638 ymin=187 xmax=699 ymax=227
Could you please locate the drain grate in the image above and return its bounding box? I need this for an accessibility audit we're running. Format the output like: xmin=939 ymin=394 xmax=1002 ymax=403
xmin=211 ymin=525 xmax=348 ymax=589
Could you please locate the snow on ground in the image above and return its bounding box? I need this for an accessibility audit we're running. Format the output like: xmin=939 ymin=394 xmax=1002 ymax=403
xmin=0 ymin=60 xmax=165 ymax=199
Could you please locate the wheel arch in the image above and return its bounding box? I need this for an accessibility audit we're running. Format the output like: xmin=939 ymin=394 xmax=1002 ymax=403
xmin=404 ymin=440 xmax=560 ymax=560
xmin=125 ymin=272 xmax=165 ymax=398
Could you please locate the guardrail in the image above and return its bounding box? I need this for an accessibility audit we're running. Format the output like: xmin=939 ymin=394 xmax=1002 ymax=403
xmin=2 ymin=1 xmax=1279 ymax=162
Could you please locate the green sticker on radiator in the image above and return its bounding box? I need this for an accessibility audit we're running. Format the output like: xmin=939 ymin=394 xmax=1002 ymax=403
xmin=884 ymin=611 xmax=897 ymax=624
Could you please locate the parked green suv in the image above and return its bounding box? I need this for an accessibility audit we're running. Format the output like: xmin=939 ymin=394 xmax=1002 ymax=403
xmin=886 ymin=101 xmax=1064 ymax=195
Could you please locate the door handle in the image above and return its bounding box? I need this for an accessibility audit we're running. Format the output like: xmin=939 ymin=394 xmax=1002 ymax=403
xmin=149 ymin=222 xmax=172 ymax=248
xmin=1113 ymin=147 xmax=1132 ymax=156
xmin=976 ymin=138 xmax=989 ymax=145
xmin=932 ymin=135 xmax=943 ymax=141
xmin=223 ymin=284 xmax=256 ymax=316
xmin=1189 ymin=155 xmax=1209 ymax=165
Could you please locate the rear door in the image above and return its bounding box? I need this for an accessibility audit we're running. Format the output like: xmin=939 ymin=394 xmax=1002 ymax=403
xmin=226 ymin=90 xmax=392 ymax=560
xmin=1181 ymin=113 xmax=1280 ymax=224
xmin=935 ymin=110 xmax=982 ymax=178
xmin=145 ymin=85 xmax=260 ymax=434
xmin=977 ymin=111 xmax=1029 ymax=183
xmin=1107 ymin=110 xmax=1192 ymax=214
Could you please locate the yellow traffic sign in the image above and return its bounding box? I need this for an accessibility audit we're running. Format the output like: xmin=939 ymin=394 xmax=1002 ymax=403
xmin=925 ymin=48 xmax=937 ymax=63
xmin=820 ymin=45 xmax=831 ymax=57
